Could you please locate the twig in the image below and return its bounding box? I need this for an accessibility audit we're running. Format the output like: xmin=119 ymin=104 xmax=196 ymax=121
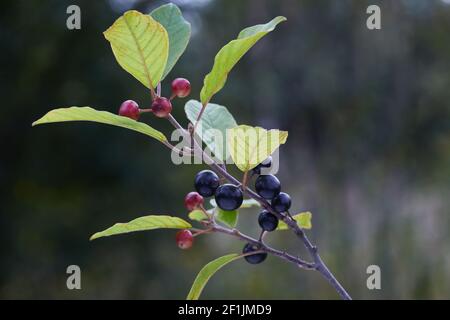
xmin=212 ymin=224 xmax=314 ymax=270
xmin=156 ymin=83 xmax=161 ymax=97
xmin=161 ymin=140 xmax=191 ymax=157
xmin=193 ymin=102 xmax=208 ymax=135
xmin=241 ymin=171 xmax=249 ymax=191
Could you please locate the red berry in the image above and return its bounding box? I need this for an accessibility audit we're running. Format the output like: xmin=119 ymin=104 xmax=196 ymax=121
xmin=151 ymin=97 xmax=172 ymax=118
xmin=118 ymin=100 xmax=140 ymax=120
xmin=184 ymin=191 xmax=204 ymax=211
xmin=171 ymin=78 xmax=191 ymax=98
xmin=176 ymin=229 xmax=194 ymax=249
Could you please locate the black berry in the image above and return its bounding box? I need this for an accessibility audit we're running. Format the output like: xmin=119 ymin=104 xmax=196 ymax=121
xmin=271 ymin=192 xmax=291 ymax=213
xmin=194 ymin=170 xmax=220 ymax=197
xmin=214 ymin=184 xmax=243 ymax=211
xmin=252 ymin=156 xmax=272 ymax=175
xmin=258 ymin=210 xmax=279 ymax=232
xmin=242 ymin=243 xmax=267 ymax=264
xmin=255 ymin=174 xmax=281 ymax=200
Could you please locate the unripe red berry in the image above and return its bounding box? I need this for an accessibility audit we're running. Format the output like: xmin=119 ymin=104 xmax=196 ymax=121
xmin=184 ymin=191 xmax=204 ymax=211
xmin=176 ymin=229 xmax=194 ymax=249
xmin=171 ymin=78 xmax=191 ymax=98
xmin=151 ymin=97 xmax=172 ymax=118
xmin=118 ymin=100 xmax=140 ymax=120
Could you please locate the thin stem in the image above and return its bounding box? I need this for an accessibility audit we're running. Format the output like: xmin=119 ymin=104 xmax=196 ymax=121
xmin=150 ymin=88 xmax=156 ymax=101
xmin=192 ymin=101 xmax=209 ymax=136
xmin=156 ymin=83 xmax=161 ymax=97
xmin=192 ymin=228 xmax=213 ymax=237
xmin=199 ymin=205 xmax=214 ymax=223
xmin=241 ymin=171 xmax=249 ymax=191
xmin=161 ymin=140 xmax=190 ymax=157
xmin=258 ymin=230 xmax=266 ymax=242
xmin=167 ymin=114 xmax=186 ymax=132
xmin=212 ymin=224 xmax=314 ymax=270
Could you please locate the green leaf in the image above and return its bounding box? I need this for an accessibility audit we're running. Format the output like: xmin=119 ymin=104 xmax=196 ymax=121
xmin=187 ymin=254 xmax=242 ymax=300
xmin=200 ymin=16 xmax=286 ymax=105
xmin=32 ymin=107 xmax=167 ymax=142
xmin=210 ymin=198 xmax=260 ymax=209
xmin=239 ymin=199 xmax=260 ymax=209
xmin=150 ymin=3 xmax=191 ymax=80
xmin=216 ymin=208 xmax=238 ymax=228
xmin=90 ymin=215 xmax=191 ymax=240
xmin=188 ymin=209 xmax=209 ymax=222
xmin=185 ymin=100 xmax=237 ymax=160
xmin=208 ymin=198 xmax=260 ymax=227
xmin=104 ymin=10 xmax=169 ymax=90
xmin=228 ymin=125 xmax=288 ymax=172
xmin=277 ymin=212 xmax=312 ymax=230
xmin=209 ymin=198 xmax=259 ymax=227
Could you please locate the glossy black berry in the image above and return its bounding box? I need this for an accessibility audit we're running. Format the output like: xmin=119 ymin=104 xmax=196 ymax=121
xmin=243 ymin=243 xmax=267 ymax=264
xmin=252 ymin=156 xmax=272 ymax=175
xmin=194 ymin=170 xmax=220 ymax=197
xmin=258 ymin=210 xmax=279 ymax=232
xmin=214 ymin=184 xmax=243 ymax=211
xmin=255 ymin=174 xmax=281 ymax=200
xmin=271 ymin=192 xmax=292 ymax=213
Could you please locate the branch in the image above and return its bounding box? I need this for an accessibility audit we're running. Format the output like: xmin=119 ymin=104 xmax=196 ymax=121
xmin=161 ymin=139 xmax=191 ymax=157
xmin=211 ymin=224 xmax=315 ymax=270
xmin=165 ymin=113 xmax=352 ymax=300
xmin=192 ymin=102 xmax=208 ymax=135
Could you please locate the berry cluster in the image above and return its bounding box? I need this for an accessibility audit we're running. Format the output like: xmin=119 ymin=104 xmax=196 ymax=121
xmin=194 ymin=170 xmax=243 ymax=211
xmin=179 ymin=159 xmax=292 ymax=266
xmin=118 ymin=78 xmax=191 ymax=120
xmin=244 ymin=157 xmax=292 ymax=264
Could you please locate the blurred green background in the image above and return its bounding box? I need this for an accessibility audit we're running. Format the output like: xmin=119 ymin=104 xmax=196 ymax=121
xmin=1 ymin=0 xmax=450 ymax=299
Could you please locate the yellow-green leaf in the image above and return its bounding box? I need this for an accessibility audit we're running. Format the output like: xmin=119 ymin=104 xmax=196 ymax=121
xmin=200 ymin=16 xmax=286 ymax=105
xmin=32 ymin=107 xmax=167 ymax=142
xmin=188 ymin=209 xmax=209 ymax=222
xmin=104 ymin=10 xmax=169 ymax=90
xmin=227 ymin=125 xmax=288 ymax=172
xmin=210 ymin=198 xmax=260 ymax=209
xmin=90 ymin=215 xmax=191 ymax=240
xmin=277 ymin=212 xmax=312 ymax=230
xmin=187 ymin=254 xmax=242 ymax=300
xmin=240 ymin=199 xmax=261 ymax=208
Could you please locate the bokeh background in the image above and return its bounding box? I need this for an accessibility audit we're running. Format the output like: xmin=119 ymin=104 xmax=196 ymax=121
xmin=1 ymin=0 xmax=450 ymax=299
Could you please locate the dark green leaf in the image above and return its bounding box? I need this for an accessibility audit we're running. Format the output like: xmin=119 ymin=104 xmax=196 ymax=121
xmin=150 ymin=3 xmax=191 ymax=80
